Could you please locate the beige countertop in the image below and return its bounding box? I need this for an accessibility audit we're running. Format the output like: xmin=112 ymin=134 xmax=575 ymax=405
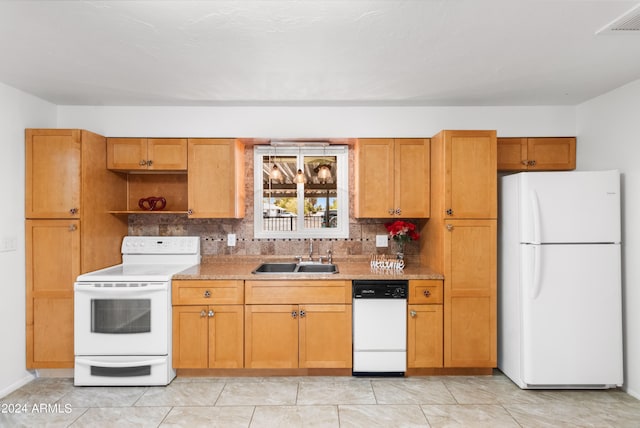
xmin=173 ymin=256 xmax=443 ymax=281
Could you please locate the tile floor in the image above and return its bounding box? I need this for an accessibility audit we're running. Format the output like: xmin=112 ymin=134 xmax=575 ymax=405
xmin=1 ymin=372 xmax=639 ymax=427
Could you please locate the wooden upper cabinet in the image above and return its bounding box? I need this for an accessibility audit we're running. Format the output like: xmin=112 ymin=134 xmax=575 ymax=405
xmin=26 ymin=129 xmax=81 ymax=218
xmin=497 ymin=137 xmax=576 ymax=171
xmin=355 ymin=138 xmax=430 ymax=218
xmin=187 ymin=138 xmax=245 ymax=218
xmin=107 ymin=138 xmax=188 ymax=171
xmin=433 ymin=130 xmax=497 ymax=219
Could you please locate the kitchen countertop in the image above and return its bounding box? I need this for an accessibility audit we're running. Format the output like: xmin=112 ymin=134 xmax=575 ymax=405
xmin=173 ymin=256 xmax=443 ymax=281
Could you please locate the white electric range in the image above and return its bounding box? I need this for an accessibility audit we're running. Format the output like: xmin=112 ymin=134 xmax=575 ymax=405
xmin=74 ymin=236 xmax=200 ymax=386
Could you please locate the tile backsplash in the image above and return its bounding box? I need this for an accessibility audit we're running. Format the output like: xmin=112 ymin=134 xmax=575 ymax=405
xmin=128 ymin=146 xmax=424 ymax=261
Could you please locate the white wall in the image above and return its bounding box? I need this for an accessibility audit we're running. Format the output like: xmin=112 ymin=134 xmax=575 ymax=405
xmin=577 ymin=78 xmax=640 ymax=399
xmin=0 ymin=82 xmax=56 ymax=397
xmin=57 ymin=105 xmax=576 ymax=138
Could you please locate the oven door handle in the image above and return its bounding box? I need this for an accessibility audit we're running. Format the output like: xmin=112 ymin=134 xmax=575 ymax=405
xmin=75 ymin=357 xmax=167 ymax=368
xmin=74 ymin=282 xmax=168 ymax=292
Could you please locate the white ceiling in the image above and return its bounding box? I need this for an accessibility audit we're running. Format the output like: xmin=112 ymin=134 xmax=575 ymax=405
xmin=1 ymin=1 xmax=639 ymax=107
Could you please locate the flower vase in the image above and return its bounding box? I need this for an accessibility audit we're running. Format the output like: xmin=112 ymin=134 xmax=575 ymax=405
xmin=395 ymin=240 xmax=405 ymax=262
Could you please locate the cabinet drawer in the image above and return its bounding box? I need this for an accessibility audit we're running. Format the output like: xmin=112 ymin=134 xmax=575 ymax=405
xmin=173 ymin=280 xmax=243 ymax=305
xmin=409 ymin=280 xmax=443 ymax=304
xmin=245 ymin=280 xmax=350 ymax=304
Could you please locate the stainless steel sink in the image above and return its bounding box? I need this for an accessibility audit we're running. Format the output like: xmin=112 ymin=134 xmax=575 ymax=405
xmin=252 ymin=262 xmax=338 ymax=274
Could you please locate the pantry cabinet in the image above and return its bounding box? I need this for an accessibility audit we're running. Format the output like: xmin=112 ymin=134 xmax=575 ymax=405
xmin=497 ymin=137 xmax=576 ymax=171
xmin=172 ymin=280 xmax=244 ymax=368
xmin=187 ymin=138 xmax=245 ymax=218
xmin=244 ymin=280 xmax=352 ymax=369
xmin=422 ymin=130 xmax=497 ymax=370
xmin=25 ymin=129 xmax=127 ymax=368
xmin=407 ymin=280 xmax=443 ymax=368
xmin=354 ymin=138 xmax=430 ymax=218
xmin=107 ymin=138 xmax=188 ymax=171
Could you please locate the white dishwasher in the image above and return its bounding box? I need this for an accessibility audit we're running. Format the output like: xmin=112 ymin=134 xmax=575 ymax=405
xmin=352 ymin=280 xmax=408 ymax=376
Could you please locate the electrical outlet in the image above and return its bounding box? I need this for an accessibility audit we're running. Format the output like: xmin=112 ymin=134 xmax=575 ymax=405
xmin=375 ymin=234 xmax=388 ymax=247
xmin=227 ymin=233 xmax=236 ymax=247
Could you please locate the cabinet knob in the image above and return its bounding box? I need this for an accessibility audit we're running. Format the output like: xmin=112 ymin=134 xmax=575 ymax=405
xmin=187 ymin=209 xmax=194 ymax=215
xmin=208 ymin=310 xmax=215 ymax=317
xmin=388 ymin=208 xmax=395 ymax=215
xmin=529 ymin=160 xmax=537 ymax=166
xmin=68 ymin=224 xmax=77 ymax=232
xmin=446 ymin=224 xmax=454 ymax=231
xmin=410 ymin=310 xmax=417 ymax=318
xmin=445 ymin=208 xmax=453 ymax=216
xmin=395 ymin=208 xmax=401 ymax=215
xmin=521 ymin=160 xmax=530 ymax=166
xmin=299 ymin=309 xmax=306 ymax=318
xmin=139 ymin=160 xmax=147 ymax=166
xmin=69 ymin=208 xmax=78 ymax=215
xmin=200 ymin=310 xmax=206 ymax=317
xmin=203 ymin=290 xmax=211 ymax=298
xmin=423 ymin=289 xmax=431 ymax=297
xmin=291 ymin=311 xmax=298 ymax=319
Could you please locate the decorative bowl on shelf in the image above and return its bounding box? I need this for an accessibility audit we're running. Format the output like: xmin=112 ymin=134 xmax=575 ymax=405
xmin=138 ymin=196 xmax=167 ymax=211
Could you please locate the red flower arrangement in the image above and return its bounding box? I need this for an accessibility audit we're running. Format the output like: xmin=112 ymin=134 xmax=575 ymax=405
xmin=384 ymin=220 xmax=420 ymax=244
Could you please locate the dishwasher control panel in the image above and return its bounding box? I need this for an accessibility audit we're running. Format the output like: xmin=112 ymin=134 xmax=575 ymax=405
xmin=352 ymin=280 xmax=408 ymax=299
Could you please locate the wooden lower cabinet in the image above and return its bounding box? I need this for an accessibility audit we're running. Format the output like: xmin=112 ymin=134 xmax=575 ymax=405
xmin=172 ymin=280 xmax=244 ymax=369
xmin=407 ymin=280 xmax=443 ymax=368
xmin=172 ymin=304 xmax=244 ymax=368
xmin=245 ymin=304 xmax=352 ymax=369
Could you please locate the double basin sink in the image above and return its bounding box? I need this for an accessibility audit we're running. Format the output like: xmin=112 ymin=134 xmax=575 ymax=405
xmin=252 ymin=261 xmax=338 ymax=274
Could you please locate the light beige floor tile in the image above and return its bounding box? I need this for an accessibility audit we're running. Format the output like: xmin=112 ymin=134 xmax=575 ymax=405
xmin=0 ymin=405 xmax=87 ymax=428
xmin=61 ymin=385 xmax=149 ymax=407
xmin=160 ymin=405 xmax=254 ymax=427
xmin=250 ymin=405 xmax=339 ymax=428
xmin=216 ymin=381 xmax=298 ymax=406
xmin=135 ymin=380 xmax=225 ymax=406
xmin=372 ymin=379 xmax=457 ymax=405
xmin=505 ymin=402 xmax=613 ymax=427
xmin=297 ymin=380 xmax=376 ymax=405
xmin=443 ymin=376 xmax=551 ymax=405
xmin=421 ymin=404 xmax=520 ymax=427
xmin=71 ymin=406 xmax=171 ymax=427
xmin=338 ymin=404 xmax=429 ymax=427
xmin=1 ymin=377 xmax=75 ymax=405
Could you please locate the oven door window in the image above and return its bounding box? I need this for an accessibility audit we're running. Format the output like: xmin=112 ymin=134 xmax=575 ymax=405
xmin=91 ymin=299 xmax=151 ymax=334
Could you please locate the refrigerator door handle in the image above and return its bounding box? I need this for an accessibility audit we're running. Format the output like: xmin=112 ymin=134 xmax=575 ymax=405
xmin=532 ymin=244 xmax=542 ymax=299
xmin=530 ymin=190 xmax=542 ymax=244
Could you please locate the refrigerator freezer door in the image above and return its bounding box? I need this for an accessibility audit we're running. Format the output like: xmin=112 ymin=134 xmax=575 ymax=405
xmin=521 ymin=243 xmax=623 ymax=387
xmin=519 ymin=170 xmax=620 ymax=244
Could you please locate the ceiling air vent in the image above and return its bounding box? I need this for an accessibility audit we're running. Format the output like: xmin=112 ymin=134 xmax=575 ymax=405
xmin=597 ymin=4 xmax=640 ymax=34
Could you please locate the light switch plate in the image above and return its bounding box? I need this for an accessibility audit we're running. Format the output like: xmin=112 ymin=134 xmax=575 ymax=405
xmin=227 ymin=234 xmax=236 ymax=247
xmin=375 ymin=234 xmax=388 ymax=247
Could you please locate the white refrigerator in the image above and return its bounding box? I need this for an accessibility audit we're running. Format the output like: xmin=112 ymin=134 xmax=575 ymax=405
xmin=498 ymin=170 xmax=623 ymax=389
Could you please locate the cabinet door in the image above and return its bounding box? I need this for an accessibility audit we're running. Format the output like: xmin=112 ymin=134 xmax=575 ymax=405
xmin=209 ymin=305 xmax=244 ymax=368
xmin=147 ymin=138 xmax=188 ymax=171
xmin=497 ymin=138 xmax=527 ymax=171
xmin=245 ymin=305 xmax=299 ymax=368
xmin=299 ymin=304 xmax=352 ymax=368
xmin=394 ymin=139 xmax=430 ymax=217
xmin=527 ymin=137 xmax=576 ymax=170
xmin=188 ymin=139 xmax=245 ymax=218
xmin=443 ymin=219 xmax=497 ymax=368
xmin=26 ymin=219 xmax=80 ymax=368
xmin=407 ymin=304 xmax=443 ymax=368
xmin=26 ymin=129 xmax=81 ymax=218
xmin=445 ymin=130 xmax=497 ymax=219
xmin=172 ymin=306 xmax=209 ymax=368
xmin=354 ymin=139 xmax=395 ymax=218
xmin=107 ymin=138 xmax=147 ymax=170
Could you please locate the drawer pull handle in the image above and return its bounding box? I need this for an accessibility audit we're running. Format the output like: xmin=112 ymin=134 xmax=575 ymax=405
xmin=204 ymin=290 xmax=211 ymax=298
xmin=423 ymin=290 xmax=431 ymax=297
